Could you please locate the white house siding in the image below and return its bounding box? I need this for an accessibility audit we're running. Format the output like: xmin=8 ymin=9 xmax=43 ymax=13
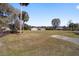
xmin=31 ymin=28 xmax=38 ymax=31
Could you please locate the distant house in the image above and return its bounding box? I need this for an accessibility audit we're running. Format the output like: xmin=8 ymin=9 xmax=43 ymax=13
xmin=56 ymin=26 xmax=64 ymax=30
xmin=38 ymin=28 xmax=46 ymax=31
xmin=31 ymin=28 xmax=38 ymax=31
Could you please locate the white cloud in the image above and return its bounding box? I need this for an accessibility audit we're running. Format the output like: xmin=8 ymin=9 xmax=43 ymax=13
xmin=76 ymin=5 xmax=79 ymax=10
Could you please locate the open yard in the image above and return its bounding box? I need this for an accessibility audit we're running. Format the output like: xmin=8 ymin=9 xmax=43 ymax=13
xmin=0 ymin=30 xmax=79 ymax=56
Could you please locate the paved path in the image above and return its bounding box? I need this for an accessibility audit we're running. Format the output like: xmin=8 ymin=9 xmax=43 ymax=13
xmin=51 ymin=35 xmax=79 ymax=45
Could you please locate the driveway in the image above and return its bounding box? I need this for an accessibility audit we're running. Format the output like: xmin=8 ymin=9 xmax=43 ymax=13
xmin=51 ymin=35 xmax=79 ymax=45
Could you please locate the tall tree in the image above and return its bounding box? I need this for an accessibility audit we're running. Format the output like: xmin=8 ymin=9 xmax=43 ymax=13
xmin=19 ymin=3 xmax=29 ymax=33
xmin=0 ymin=3 xmax=15 ymax=27
xmin=68 ymin=23 xmax=79 ymax=31
xmin=51 ymin=18 xmax=61 ymax=29
xmin=0 ymin=3 xmax=20 ymax=32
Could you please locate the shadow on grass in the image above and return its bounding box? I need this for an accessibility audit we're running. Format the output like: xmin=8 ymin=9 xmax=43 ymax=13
xmin=0 ymin=31 xmax=19 ymax=38
xmin=0 ymin=31 xmax=10 ymax=37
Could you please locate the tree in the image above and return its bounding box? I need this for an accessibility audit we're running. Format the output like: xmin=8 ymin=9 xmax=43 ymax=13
xmin=74 ymin=23 xmax=79 ymax=30
xmin=0 ymin=3 xmax=19 ymax=26
xmin=24 ymin=24 xmax=31 ymax=30
xmin=0 ymin=3 xmax=29 ymax=33
xmin=20 ymin=3 xmax=29 ymax=6
xmin=0 ymin=3 xmax=21 ymax=33
xmin=51 ymin=18 xmax=61 ymax=29
xmin=63 ymin=26 xmax=67 ymax=30
xmin=21 ymin=11 xmax=29 ymax=22
xmin=19 ymin=3 xmax=29 ymax=33
xmin=7 ymin=3 xmax=29 ymax=33
xmin=8 ymin=14 xmax=19 ymax=33
xmin=68 ymin=22 xmax=79 ymax=31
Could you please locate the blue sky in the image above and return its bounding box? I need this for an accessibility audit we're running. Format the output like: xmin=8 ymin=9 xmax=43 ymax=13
xmin=11 ymin=3 xmax=79 ymax=26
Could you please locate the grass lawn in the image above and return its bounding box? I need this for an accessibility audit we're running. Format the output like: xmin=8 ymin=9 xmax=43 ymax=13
xmin=0 ymin=30 xmax=79 ymax=56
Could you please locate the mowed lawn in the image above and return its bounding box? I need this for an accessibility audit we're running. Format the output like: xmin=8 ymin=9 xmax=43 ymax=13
xmin=0 ymin=30 xmax=79 ymax=56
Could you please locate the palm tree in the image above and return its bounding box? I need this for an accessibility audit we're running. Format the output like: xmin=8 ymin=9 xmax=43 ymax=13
xmin=19 ymin=3 xmax=29 ymax=33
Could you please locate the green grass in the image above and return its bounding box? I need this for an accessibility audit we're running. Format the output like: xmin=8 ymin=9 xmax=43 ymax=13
xmin=0 ymin=30 xmax=79 ymax=56
xmin=45 ymin=30 xmax=79 ymax=38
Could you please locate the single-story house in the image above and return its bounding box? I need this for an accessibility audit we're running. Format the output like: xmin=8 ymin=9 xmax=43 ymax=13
xmin=56 ymin=26 xmax=64 ymax=30
xmin=31 ymin=28 xmax=38 ymax=31
xmin=38 ymin=28 xmax=46 ymax=31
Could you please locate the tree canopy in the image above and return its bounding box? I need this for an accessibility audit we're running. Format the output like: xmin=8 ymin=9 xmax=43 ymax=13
xmin=20 ymin=3 xmax=29 ymax=6
xmin=21 ymin=11 xmax=29 ymax=22
xmin=51 ymin=18 xmax=61 ymax=29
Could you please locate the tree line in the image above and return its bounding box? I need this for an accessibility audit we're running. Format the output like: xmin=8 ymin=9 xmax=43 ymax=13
xmin=51 ymin=18 xmax=79 ymax=31
xmin=24 ymin=18 xmax=79 ymax=31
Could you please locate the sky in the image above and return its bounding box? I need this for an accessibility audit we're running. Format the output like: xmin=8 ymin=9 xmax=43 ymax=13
xmin=11 ymin=3 xmax=79 ymax=26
